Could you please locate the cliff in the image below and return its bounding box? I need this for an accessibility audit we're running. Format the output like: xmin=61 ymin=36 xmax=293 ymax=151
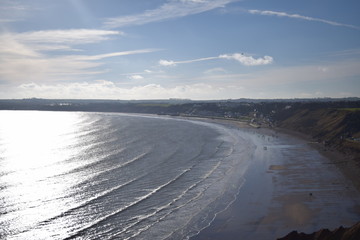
xmin=274 ymin=107 xmax=360 ymax=160
xmin=277 ymin=222 xmax=360 ymax=240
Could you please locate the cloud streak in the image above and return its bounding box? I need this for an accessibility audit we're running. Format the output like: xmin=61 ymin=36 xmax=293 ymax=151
xmin=159 ymin=53 xmax=273 ymax=66
xmin=219 ymin=53 xmax=273 ymax=66
xmin=0 ymin=29 xmax=124 ymax=57
xmin=0 ymin=49 xmax=157 ymax=83
xmin=14 ymin=29 xmax=122 ymax=44
xmin=129 ymin=75 xmax=144 ymax=80
xmin=248 ymin=9 xmax=360 ymax=30
xmin=104 ymin=0 xmax=236 ymax=28
xmin=0 ymin=30 xmax=158 ymax=83
xmin=0 ymin=0 xmax=35 ymax=23
xmin=74 ymin=49 xmax=159 ymax=61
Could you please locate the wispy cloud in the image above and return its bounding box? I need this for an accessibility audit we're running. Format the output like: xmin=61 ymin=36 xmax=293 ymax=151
xmin=159 ymin=60 xmax=177 ymax=66
xmin=0 ymin=0 xmax=28 ymax=11
xmin=3 ymin=59 xmax=359 ymax=99
xmin=0 ymin=54 xmax=103 ymax=83
xmin=0 ymin=29 xmax=123 ymax=57
xmin=219 ymin=53 xmax=273 ymax=66
xmin=74 ymin=49 xmax=159 ymax=61
xmin=14 ymin=29 xmax=122 ymax=44
xmin=248 ymin=9 xmax=360 ymax=30
xmin=0 ymin=0 xmax=40 ymax=23
xmin=0 ymin=30 xmax=157 ymax=83
xmin=128 ymin=75 xmax=144 ymax=80
xmin=0 ymin=49 xmax=157 ymax=83
xmin=159 ymin=56 xmax=218 ymax=66
xmin=159 ymin=53 xmax=273 ymax=66
xmin=104 ymin=0 xmax=236 ymax=28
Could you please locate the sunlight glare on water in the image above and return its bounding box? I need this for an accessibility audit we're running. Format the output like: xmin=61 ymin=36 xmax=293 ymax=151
xmin=0 ymin=111 xmax=250 ymax=240
xmin=0 ymin=111 xmax=86 ymax=239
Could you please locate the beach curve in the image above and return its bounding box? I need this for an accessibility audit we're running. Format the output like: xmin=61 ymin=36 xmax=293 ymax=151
xmin=186 ymin=117 xmax=360 ymax=240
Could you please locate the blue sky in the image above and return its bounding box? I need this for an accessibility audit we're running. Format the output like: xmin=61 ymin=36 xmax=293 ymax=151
xmin=0 ymin=0 xmax=359 ymax=100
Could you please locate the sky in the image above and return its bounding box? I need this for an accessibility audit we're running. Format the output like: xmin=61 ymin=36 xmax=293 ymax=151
xmin=0 ymin=0 xmax=359 ymax=100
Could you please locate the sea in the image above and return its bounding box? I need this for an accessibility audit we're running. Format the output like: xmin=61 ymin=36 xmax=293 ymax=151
xmin=0 ymin=111 xmax=251 ymax=240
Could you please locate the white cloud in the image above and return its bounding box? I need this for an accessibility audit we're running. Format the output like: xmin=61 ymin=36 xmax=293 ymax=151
xmin=14 ymin=29 xmax=122 ymax=45
xmin=74 ymin=49 xmax=159 ymax=61
xmin=0 ymin=0 xmax=35 ymax=23
xmin=0 ymin=31 xmax=158 ymax=83
xmin=0 ymin=49 xmax=157 ymax=83
xmin=2 ymin=59 xmax=359 ymax=100
xmin=159 ymin=53 xmax=273 ymax=67
xmin=15 ymin=81 xmax=120 ymax=99
xmin=0 ymin=55 xmax=103 ymax=83
xmin=104 ymin=0 xmax=236 ymax=28
xmin=175 ymin=56 xmax=219 ymax=64
xmin=0 ymin=35 xmax=40 ymax=57
xmin=5 ymin=29 xmax=123 ymax=53
xmin=159 ymin=59 xmax=177 ymax=66
xmin=5 ymin=81 xmax=244 ymax=100
xmin=0 ymin=29 xmax=123 ymax=57
xmin=219 ymin=53 xmax=273 ymax=66
xmin=0 ymin=0 xmax=30 ymax=11
xmin=248 ymin=9 xmax=360 ymax=30
xmin=129 ymin=75 xmax=144 ymax=80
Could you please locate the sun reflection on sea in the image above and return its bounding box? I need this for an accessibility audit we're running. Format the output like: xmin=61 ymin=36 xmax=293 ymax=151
xmin=0 ymin=111 xmax=88 ymax=238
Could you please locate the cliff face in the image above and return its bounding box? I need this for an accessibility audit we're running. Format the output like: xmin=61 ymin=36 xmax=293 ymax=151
xmin=276 ymin=108 xmax=359 ymax=140
xmin=274 ymin=108 xmax=360 ymax=158
xmin=277 ymin=222 xmax=360 ymax=240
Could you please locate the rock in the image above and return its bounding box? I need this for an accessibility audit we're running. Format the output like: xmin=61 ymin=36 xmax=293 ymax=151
xmin=277 ymin=221 xmax=360 ymax=240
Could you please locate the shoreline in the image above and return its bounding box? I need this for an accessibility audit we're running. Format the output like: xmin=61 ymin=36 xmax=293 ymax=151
xmin=187 ymin=117 xmax=360 ymax=240
xmin=191 ymin=116 xmax=360 ymax=192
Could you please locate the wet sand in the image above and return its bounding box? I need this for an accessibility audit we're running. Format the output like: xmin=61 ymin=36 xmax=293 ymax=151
xmin=190 ymin=120 xmax=360 ymax=240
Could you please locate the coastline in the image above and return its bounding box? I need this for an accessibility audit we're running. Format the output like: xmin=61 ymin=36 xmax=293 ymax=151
xmin=187 ymin=117 xmax=360 ymax=240
xmin=277 ymin=128 xmax=360 ymax=194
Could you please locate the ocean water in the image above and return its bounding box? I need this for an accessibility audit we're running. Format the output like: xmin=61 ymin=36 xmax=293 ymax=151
xmin=0 ymin=111 xmax=251 ymax=240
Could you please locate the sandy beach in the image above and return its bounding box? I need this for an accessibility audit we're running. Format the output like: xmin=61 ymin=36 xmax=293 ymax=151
xmin=190 ymin=119 xmax=360 ymax=240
